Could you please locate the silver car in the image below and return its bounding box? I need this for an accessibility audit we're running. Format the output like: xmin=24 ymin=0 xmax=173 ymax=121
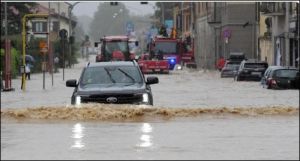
xmin=221 ymin=61 xmax=240 ymax=78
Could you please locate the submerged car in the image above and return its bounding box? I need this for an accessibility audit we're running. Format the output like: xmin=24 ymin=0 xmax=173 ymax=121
xmin=262 ymin=67 xmax=299 ymax=89
xmin=221 ymin=61 xmax=240 ymax=78
xmin=235 ymin=59 xmax=268 ymax=81
xmin=66 ymin=61 xmax=159 ymax=105
xmin=261 ymin=66 xmax=282 ymax=85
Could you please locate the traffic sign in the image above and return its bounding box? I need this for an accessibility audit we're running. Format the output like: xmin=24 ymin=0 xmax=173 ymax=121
xmin=126 ymin=21 xmax=134 ymax=34
xmin=39 ymin=40 xmax=47 ymax=49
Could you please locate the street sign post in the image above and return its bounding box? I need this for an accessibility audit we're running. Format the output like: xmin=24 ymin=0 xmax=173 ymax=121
xmin=39 ymin=40 xmax=48 ymax=89
xmin=126 ymin=21 xmax=134 ymax=35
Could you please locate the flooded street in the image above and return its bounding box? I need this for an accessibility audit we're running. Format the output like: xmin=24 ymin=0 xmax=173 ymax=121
xmin=1 ymin=56 xmax=299 ymax=160
xmin=1 ymin=116 xmax=299 ymax=160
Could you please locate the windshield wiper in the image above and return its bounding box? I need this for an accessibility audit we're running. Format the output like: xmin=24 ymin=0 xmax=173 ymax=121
xmin=104 ymin=67 xmax=116 ymax=83
xmin=118 ymin=68 xmax=136 ymax=83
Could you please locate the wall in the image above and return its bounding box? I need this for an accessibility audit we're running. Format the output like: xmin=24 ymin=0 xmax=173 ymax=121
xmin=259 ymin=38 xmax=273 ymax=65
xmin=195 ymin=16 xmax=215 ymax=69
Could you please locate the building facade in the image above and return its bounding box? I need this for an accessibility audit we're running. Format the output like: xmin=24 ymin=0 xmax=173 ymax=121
xmin=29 ymin=2 xmax=76 ymax=41
xmin=192 ymin=2 xmax=258 ymax=69
xmin=257 ymin=2 xmax=298 ymax=67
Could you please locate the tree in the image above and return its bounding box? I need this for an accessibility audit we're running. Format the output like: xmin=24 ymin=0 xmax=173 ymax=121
xmin=0 ymin=2 xmax=37 ymax=36
xmin=89 ymin=2 xmax=130 ymax=41
xmin=152 ymin=2 xmax=179 ymax=25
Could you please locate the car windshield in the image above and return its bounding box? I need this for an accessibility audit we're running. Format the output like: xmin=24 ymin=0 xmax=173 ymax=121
xmin=275 ymin=69 xmax=299 ymax=78
xmin=105 ymin=41 xmax=128 ymax=55
xmin=226 ymin=63 xmax=240 ymax=69
xmin=244 ymin=63 xmax=267 ymax=68
xmin=80 ymin=66 xmax=142 ymax=87
xmin=154 ymin=42 xmax=178 ymax=54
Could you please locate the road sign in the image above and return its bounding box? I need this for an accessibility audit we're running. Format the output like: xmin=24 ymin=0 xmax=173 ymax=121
xmin=126 ymin=21 xmax=134 ymax=35
xmin=223 ymin=28 xmax=231 ymax=38
xmin=39 ymin=40 xmax=47 ymax=49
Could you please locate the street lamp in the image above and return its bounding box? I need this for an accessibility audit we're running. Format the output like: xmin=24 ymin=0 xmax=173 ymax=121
xmin=68 ymin=2 xmax=80 ymax=67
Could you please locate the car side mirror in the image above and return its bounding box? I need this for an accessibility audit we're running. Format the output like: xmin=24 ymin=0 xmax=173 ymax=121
xmin=66 ymin=79 xmax=77 ymax=87
xmin=146 ymin=76 xmax=159 ymax=85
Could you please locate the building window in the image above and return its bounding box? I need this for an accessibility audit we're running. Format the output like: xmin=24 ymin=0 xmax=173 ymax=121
xmin=52 ymin=21 xmax=59 ymax=32
xmin=32 ymin=21 xmax=47 ymax=32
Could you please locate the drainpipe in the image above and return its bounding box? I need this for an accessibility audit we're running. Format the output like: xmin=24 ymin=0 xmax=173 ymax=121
xmin=285 ymin=2 xmax=290 ymax=66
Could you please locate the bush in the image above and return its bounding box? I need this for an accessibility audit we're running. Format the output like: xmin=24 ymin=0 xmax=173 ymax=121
xmin=0 ymin=47 xmax=20 ymax=79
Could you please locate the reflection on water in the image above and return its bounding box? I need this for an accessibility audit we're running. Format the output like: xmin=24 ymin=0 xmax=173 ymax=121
xmin=71 ymin=123 xmax=85 ymax=149
xmin=138 ymin=123 xmax=153 ymax=148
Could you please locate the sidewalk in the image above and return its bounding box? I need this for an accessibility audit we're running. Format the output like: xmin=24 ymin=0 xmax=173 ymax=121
xmin=1 ymin=56 xmax=93 ymax=109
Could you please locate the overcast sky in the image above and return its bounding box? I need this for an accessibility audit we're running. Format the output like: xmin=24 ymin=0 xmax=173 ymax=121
xmin=73 ymin=2 xmax=156 ymax=17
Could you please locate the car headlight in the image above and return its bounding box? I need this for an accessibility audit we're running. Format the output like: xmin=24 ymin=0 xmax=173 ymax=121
xmin=75 ymin=96 xmax=81 ymax=107
xmin=177 ymin=65 xmax=182 ymax=70
xmin=142 ymin=93 xmax=149 ymax=103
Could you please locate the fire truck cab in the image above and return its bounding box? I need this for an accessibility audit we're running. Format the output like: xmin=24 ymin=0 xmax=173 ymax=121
xmin=95 ymin=35 xmax=136 ymax=62
xmin=149 ymin=35 xmax=196 ymax=70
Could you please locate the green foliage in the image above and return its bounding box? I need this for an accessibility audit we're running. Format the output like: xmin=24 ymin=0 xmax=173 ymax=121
xmin=1 ymin=2 xmax=37 ymax=35
xmin=0 ymin=47 xmax=20 ymax=79
xmin=153 ymin=2 xmax=179 ymax=25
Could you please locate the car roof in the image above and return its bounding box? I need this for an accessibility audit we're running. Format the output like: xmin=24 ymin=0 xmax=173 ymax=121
xmin=273 ymin=66 xmax=298 ymax=70
xmin=243 ymin=59 xmax=267 ymax=64
xmin=86 ymin=61 xmax=137 ymax=68
xmin=101 ymin=35 xmax=129 ymax=41
xmin=267 ymin=66 xmax=283 ymax=69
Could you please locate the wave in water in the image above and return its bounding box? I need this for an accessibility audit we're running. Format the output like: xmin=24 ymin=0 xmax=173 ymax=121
xmin=1 ymin=104 xmax=298 ymax=122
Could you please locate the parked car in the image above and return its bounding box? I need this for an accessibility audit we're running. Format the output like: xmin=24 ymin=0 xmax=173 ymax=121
xmin=235 ymin=59 xmax=268 ymax=81
xmin=261 ymin=66 xmax=282 ymax=85
xmin=221 ymin=61 xmax=240 ymax=78
xmin=66 ymin=61 xmax=159 ymax=105
xmin=262 ymin=67 xmax=299 ymax=89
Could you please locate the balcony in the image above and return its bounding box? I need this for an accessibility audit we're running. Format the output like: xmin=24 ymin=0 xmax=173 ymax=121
xmin=260 ymin=2 xmax=286 ymax=16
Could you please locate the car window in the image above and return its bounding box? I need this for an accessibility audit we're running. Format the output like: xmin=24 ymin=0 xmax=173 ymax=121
xmin=275 ymin=69 xmax=298 ymax=78
xmin=244 ymin=63 xmax=268 ymax=68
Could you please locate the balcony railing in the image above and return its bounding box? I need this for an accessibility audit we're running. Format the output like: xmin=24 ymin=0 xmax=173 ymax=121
xmin=260 ymin=2 xmax=286 ymax=16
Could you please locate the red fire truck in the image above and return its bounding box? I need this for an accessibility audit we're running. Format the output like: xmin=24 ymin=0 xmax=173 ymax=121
xmin=95 ymin=35 xmax=136 ymax=62
xmin=139 ymin=35 xmax=196 ymax=71
xmin=138 ymin=53 xmax=169 ymax=74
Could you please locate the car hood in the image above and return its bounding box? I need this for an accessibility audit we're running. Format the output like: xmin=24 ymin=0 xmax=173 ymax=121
xmin=77 ymin=83 xmax=146 ymax=95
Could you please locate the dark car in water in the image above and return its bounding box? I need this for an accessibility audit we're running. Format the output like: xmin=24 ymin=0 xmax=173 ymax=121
xmin=221 ymin=61 xmax=240 ymax=78
xmin=260 ymin=66 xmax=282 ymax=85
xmin=261 ymin=67 xmax=299 ymax=89
xmin=235 ymin=59 xmax=268 ymax=81
xmin=66 ymin=61 xmax=159 ymax=105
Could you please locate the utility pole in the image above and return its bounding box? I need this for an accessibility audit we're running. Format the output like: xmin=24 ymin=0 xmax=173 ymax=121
xmin=204 ymin=2 xmax=208 ymax=72
xmin=48 ymin=2 xmax=53 ymax=86
xmin=3 ymin=2 xmax=14 ymax=91
xmin=161 ymin=2 xmax=165 ymax=25
xmin=181 ymin=2 xmax=183 ymax=38
xmin=68 ymin=2 xmax=80 ymax=68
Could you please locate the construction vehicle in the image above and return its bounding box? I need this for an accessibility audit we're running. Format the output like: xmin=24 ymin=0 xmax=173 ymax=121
xmin=94 ymin=35 xmax=136 ymax=62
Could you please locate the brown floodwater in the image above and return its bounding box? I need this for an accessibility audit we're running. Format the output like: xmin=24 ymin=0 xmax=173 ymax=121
xmin=1 ymin=104 xmax=299 ymax=160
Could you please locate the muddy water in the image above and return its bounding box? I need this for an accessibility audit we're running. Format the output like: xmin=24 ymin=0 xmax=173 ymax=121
xmin=1 ymin=56 xmax=299 ymax=159
xmin=1 ymin=104 xmax=299 ymax=121
xmin=1 ymin=104 xmax=299 ymax=159
xmin=1 ymin=114 xmax=299 ymax=160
